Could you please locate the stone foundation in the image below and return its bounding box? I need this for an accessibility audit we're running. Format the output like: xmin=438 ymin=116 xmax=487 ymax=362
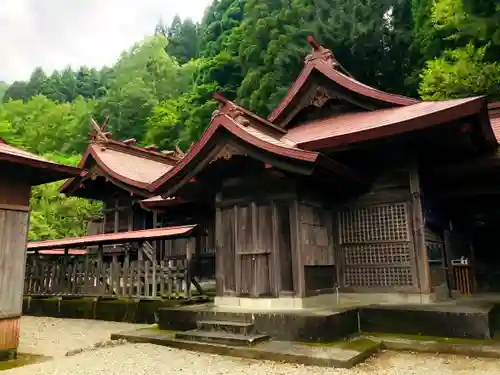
xmin=0 ymin=315 xmax=20 ymax=361
xmin=157 ymin=305 xmax=359 ymax=342
xmin=22 ymin=296 xmax=210 ymax=323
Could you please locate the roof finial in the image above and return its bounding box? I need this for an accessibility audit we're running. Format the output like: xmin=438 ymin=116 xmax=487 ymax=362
xmin=213 ymin=92 xmax=228 ymax=104
xmin=307 ymin=36 xmax=321 ymax=51
xmin=90 ymin=118 xmax=111 ymax=143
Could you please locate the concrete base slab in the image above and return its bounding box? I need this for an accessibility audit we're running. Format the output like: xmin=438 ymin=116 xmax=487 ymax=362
xmin=111 ymin=327 xmax=381 ymax=368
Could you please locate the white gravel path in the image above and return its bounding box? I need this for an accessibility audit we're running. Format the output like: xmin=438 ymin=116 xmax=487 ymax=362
xmin=3 ymin=316 xmax=500 ymax=375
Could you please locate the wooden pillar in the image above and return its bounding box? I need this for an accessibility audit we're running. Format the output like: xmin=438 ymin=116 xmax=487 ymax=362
xmin=289 ymin=199 xmax=305 ymax=297
xmin=270 ymin=201 xmax=280 ymax=297
xmin=97 ymin=244 xmax=104 ymax=294
xmin=214 ymin=195 xmax=224 ymax=296
xmin=184 ymin=238 xmax=194 ymax=299
xmin=409 ymin=164 xmax=430 ymax=294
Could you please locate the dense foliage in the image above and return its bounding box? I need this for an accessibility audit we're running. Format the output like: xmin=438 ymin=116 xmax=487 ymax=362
xmin=2 ymin=0 xmax=500 ymax=240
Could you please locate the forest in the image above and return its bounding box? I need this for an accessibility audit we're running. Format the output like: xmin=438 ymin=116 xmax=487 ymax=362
xmin=1 ymin=0 xmax=499 ymax=241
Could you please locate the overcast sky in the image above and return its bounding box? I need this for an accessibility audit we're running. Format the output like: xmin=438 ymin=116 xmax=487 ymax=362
xmin=0 ymin=0 xmax=212 ymax=83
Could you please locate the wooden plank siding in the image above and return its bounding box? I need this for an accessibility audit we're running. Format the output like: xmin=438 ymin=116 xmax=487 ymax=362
xmin=0 ymin=209 xmax=30 ymax=318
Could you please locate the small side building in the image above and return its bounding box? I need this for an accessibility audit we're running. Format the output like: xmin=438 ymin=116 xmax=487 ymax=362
xmin=0 ymin=139 xmax=79 ymax=360
xmin=59 ymin=122 xmax=215 ymax=270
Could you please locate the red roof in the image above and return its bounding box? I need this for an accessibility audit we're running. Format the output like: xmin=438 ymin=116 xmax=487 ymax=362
xmin=285 ymin=96 xmax=493 ymax=150
xmin=0 ymin=141 xmax=80 ymax=185
xmin=60 ymin=139 xmax=181 ymax=196
xmin=149 ymin=96 xmax=363 ymax=196
xmin=27 ymin=225 xmax=199 ymax=251
xmin=268 ymin=37 xmax=418 ymax=127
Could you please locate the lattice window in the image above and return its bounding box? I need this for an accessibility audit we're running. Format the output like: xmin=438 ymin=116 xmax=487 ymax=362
xmin=338 ymin=202 xmax=415 ymax=288
xmin=339 ymin=203 xmax=409 ymax=244
xmin=344 ymin=267 xmax=413 ymax=287
xmin=344 ymin=243 xmax=411 ymax=265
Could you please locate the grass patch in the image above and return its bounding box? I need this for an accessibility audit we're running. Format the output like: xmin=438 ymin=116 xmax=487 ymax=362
xmin=0 ymin=354 xmax=49 ymax=371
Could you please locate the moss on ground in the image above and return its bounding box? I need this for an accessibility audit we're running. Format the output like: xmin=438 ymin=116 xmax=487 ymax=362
xmin=362 ymin=332 xmax=499 ymax=345
xmin=0 ymin=354 xmax=49 ymax=371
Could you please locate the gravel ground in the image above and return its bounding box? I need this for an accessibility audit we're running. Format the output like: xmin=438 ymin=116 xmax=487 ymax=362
xmin=3 ymin=317 xmax=500 ymax=375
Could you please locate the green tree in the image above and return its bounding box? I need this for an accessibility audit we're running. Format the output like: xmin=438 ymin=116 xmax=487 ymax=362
xmin=419 ymin=43 xmax=500 ymax=100
xmin=0 ymin=82 xmax=8 ymax=101
xmin=159 ymin=16 xmax=200 ymax=64
xmin=95 ymin=35 xmax=194 ymax=141
xmin=29 ymin=153 xmax=102 ymax=241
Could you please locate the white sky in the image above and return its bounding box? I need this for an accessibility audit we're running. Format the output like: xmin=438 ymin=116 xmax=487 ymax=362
xmin=0 ymin=0 xmax=212 ymax=82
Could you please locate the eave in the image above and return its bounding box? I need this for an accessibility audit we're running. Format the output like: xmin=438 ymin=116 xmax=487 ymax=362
xmin=148 ymin=112 xmax=364 ymax=197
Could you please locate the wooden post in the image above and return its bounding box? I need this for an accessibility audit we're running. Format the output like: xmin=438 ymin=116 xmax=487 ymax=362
xmin=97 ymin=244 xmax=104 ymax=295
xmin=409 ymin=164 xmax=430 ymax=295
xmin=137 ymin=241 xmax=143 ymax=296
xmin=150 ymin=242 xmax=157 ymax=298
xmin=289 ymin=199 xmax=305 ymax=297
xmin=184 ymin=237 xmax=194 ymax=299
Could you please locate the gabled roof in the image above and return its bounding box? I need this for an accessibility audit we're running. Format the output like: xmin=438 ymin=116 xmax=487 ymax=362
xmin=268 ymin=37 xmax=419 ymax=128
xmin=60 ymin=123 xmax=182 ymax=198
xmin=149 ymin=95 xmax=363 ymax=197
xmin=286 ymin=96 xmax=495 ymax=150
xmin=0 ymin=140 xmax=80 ymax=185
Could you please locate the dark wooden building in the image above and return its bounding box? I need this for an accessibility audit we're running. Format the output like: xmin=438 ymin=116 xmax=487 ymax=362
xmin=0 ymin=139 xmax=79 ymax=360
xmin=60 ymin=121 xmax=215 ymax=261
xmin=147 ymin=37 xmax=500 ymax=308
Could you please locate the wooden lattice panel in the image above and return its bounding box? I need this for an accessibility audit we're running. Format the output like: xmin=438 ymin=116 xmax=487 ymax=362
xmin=344 ymin=266 xmax=413 ymax=287
xmin=339 ymin=203 xmax=409 ymax=244
xmin=338 ymin=202 xmax=415 ymax=288
xmin=344 ymin=243 xmax=411 ymax=265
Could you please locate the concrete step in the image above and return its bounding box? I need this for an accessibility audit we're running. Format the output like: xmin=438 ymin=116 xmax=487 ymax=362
xmin=175 ymin=329 xmax=270 ymax=347
xmin=196 ymin=320 xmax=255 ymax=335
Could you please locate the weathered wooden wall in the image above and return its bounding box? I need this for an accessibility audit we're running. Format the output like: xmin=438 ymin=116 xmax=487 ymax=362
xmin=0 ymin=210 xmax=30 ymax=315
xmin=295 ymin=200 xmax=336 ymax=297
xmin=0 ymin=178 xmax=31 ymax=210
xmin=215 ymin=170 xmax=296 ymax=298
xmin=0 ymin=208 xmax=30 ymax=356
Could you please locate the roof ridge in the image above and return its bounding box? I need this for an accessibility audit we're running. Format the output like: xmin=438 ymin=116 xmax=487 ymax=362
xmin=212 ymin=93 xmax=287 ymax=135
xmin=97 ymin=139 xmax=181 ymax=165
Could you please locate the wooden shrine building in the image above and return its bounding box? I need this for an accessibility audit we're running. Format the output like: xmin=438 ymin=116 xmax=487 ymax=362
xmin=147 ymin=37 xmax=500 ymax=309
xmin=0 ymin=139 xmax=79 ymax=360
xmin=59 ymin=120 xmax=215 ymax=261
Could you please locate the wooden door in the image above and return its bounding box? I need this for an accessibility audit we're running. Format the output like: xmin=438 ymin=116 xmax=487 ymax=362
xmin=236 ymin=203 xmax=272 ymax=297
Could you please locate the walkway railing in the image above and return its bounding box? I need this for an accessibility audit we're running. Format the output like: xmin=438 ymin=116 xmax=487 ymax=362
xmin=24 ymin=225 xmax=210 ymax=299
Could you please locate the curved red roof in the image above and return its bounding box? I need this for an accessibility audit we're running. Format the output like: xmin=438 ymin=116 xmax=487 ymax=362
xmin=286 ymin=96 xmax=494 ymax=150
xmin=268 ymin=37 xmax=418 ymax=127
xmin=60 ymin=139 xmax=179 ymax=196
xmin=149 ymin=99 xmax=362 ymax=196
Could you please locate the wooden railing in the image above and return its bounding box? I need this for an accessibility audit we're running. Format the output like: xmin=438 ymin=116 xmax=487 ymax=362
xmin=24 ymin=257 xmax=197 ymax=299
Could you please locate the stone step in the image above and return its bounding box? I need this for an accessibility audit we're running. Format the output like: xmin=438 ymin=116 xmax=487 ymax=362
xmin=175 ymin=329 xmax=270 ymax=347
xmin=196 ymin=320 xmax=255 ymax=335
